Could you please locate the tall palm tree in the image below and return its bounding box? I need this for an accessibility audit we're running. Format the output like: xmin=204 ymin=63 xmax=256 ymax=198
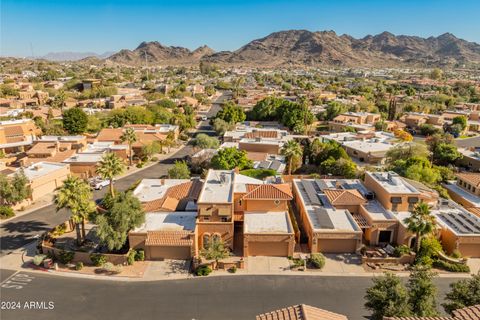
xmin=120 ymin=127 xmax=137 ymax=166
xmin=404 ymin=202 xmax=436 ymax=253
xmin=55 ymin=176 xmax=96 ymax=245
xmin=281 ymin=140 xmax=303 ymax=175
xmin=96 ymin=152 xmax=125 ymax=197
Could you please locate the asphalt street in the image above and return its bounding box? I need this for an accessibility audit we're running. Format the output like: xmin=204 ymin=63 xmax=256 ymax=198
xmin=0 ymin=91 xmax=230 ymax=257
xmin=0 ymin=271 xmax=462 ymax=320
xmin=455 ymin=136 xmax=480 ymax=148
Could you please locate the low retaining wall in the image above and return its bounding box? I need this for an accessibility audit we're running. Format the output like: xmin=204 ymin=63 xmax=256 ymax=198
xmin=362 ymin=254 xmax=415 ymax=265
xmin=41 ymin=244 xmax=129 ymax=265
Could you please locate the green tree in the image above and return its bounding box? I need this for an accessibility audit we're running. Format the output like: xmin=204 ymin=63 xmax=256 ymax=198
xmin=96 ymin=152 xmax=125 ymax=197
xmin=120 ymin=127 xmax=137 ymax=166
xmin=249 ymin=97 xmax=283 ymax=121
xmin=432 ymin=143 xmax=462 ymax=166
xmin=51 ymin=90 xmax=66 ymax=111
xmin=141 ymin=141 xmax=163 ymax=160
xmin=200 ymin=237 xmax=230 ymax=267
xmin=403 ymin=202 xmax=436 ymax=252
xmin=407 ymin=266 xmax=438 ymax=316
xmin=364 ymin=272 xmax=411 ymax=320
xmin=96 ymin=191 xmax=145 ymax=251
xmin=386 ymin=143 xmax=430 ymax=163
xmin=442 ymin=273 xmax=480 ymax=315
xmin=168 ymin=160 xmax=190 ymax=179
xmin=215 ymin=101 xmax=246 ymax=124
xmin=281 ymin=140 xmax=303 ymax=175
xmin=211 ymin=147 xmax=252 ymax=170
xmin=430 ymin=68 xmax=443 ymax=80
xmin=212 ymin=118 xmax=234 ymax=135
xmin=320 ymin=157 xmax=357 ymax=178
xmin=324 ymin=101 xmax=347 ymax=121
xmin=54 ymin=176 xmax=96 ymax=245
xmin=62 ymin=107 xmax=88 ymax=134
xmin=452 ymin=116 xmax=467 ymax=132
xmin=194 ymin=133 xmax=219 ymax=149
xmin=0 ymin=170 xmax=31 ymax=206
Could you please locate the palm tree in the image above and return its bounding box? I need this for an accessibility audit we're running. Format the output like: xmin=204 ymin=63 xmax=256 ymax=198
xmin=404 ymin=202 xmax=436 ymax=253
xmin=281 ymin=140 xmax=303 ymax=175
xmin=55 ymin=176 xmax=96 ymax=245
xmin=96 ymin=152 xmax=125 ymax=197
xmin=120 ymin=127 xmax=137 ymax=166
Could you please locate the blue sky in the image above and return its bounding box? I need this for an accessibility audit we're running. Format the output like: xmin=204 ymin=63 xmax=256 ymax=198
xmin=1 ymin=0 xmax=479 ymax=57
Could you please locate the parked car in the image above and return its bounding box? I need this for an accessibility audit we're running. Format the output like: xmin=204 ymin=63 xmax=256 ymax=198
xmin=89 ymin=177 xmax=113 ymax=190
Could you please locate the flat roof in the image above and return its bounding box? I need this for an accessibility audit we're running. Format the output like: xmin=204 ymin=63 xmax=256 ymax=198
xmin=40 ymin=135 xmax=85 ymax=142
xmin=362 ymin=200 xmax=396 ymax=221
xmin=342 ymin=140 xmax=394 ymax=153
xmin=133 ymin=212 xmax=197 ymax=232
xmin=234 ymin=173 xmax=263 ymax=193
xmin=15 ymin=161 xmax=68 ymax=180
xmin=63 ymin=152 xmax=103 ymax=163
xmin=293 ymin=179 xmax=361 ymax=232
xmin=198 ymin=169 xmax=234 ymax=203
xmin=368 ymin=171 xmax=419 ymax=194
xmin=244 ymin=212 xmax=291 ymax=234
xmin=433 ymin=205 xmax=480 ymax=236
xmin=444 ymin=183 xmax=480 ymax=207
xmin=133 ymin=179 xmax=191 ymax=202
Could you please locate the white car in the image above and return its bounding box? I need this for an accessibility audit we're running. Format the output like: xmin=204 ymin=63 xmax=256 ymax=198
xmin=90 ymin=178 xmax=112 ymax=190
xmin=201 ymin=116 xmax=208 ymax=121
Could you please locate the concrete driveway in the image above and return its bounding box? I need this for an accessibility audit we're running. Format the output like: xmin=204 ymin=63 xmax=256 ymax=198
xmin=143 ymin=259 xmax=191 ymax=280
xmin=246 ymin=256 xmax=292 ymax=274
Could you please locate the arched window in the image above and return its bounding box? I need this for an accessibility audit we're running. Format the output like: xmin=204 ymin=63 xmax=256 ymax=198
xmin=202 ymin=233 xmax=211 ymax=249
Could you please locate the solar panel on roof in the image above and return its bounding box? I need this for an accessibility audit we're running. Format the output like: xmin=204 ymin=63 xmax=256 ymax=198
xmin=303 ymin=181 xmax=321 ymax=205
xmin=315 ymin=208 xmax=334 ymax=229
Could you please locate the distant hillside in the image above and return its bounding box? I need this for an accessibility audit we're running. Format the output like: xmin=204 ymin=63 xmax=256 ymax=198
xmin=106 ymin=41 xmax=214 ymax=65
xmin=107 ymin=30 xmax=480 ymax=67
xmin=38 ymin=51 xmax=114 ymax=62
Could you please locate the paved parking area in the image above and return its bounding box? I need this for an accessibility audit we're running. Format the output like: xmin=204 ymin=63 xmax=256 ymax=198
xmin=323 ymin=254 xmax=365 ymax=275
xmin=143 ymin=259 xmax=191 ymax=280
xmin=246 ymin=257 xmax=292 ymax=274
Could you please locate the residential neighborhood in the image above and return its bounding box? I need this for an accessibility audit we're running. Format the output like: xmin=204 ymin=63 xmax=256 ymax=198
xmin=1 ymin=1 xmax=480 ymax=320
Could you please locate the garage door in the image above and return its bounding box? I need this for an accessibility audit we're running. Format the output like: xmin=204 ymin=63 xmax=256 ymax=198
xmin=147 ymin=246 xmax=191 ymax=260
xmin=458 ymin=244 xmax=480 ymax=258
xmin=247 ymin=241 xmax=288 ymax=257
xmin=317 ymin=239 xmax=357 ymax=253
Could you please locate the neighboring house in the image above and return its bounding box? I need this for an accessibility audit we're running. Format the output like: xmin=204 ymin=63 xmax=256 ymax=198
xmin=320 ymin=131 xmax=399 ymax=165
xmin=329 ymin=112 xmax=381 ymax=133
xmin=9 ymin=162 xmax=70 ymax=209
xmin=0 ymin=119 xmax=41 ymax=155
xmin=22 ymin=135 xmax=87 ymax=166
xmin=444 ymin=172 xmax=480 ymax=215
xmin=256 ymin=304 xmax=348 ymax=320
xmin=96 ymin=124 xmax=179 ymax=154
xmin=63 ymin=142 xmax=128 ymax=178
xmin=432 ymin=200 xmax=480 ymax=257
xmin=457 ymin=147 xmax=480 ymax=171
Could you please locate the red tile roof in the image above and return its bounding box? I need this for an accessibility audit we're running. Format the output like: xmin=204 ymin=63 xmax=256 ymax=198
xmin=243 ymin=183 xmax=293 ymax=200
xmin=142 ymin=180 xmax=203 ymax=212
xmin=244 ymin=130 xmax=279 ymax=139
xmin=456 ymin=172 xmax=480 ymax=188
xmin=145 ymin=231 xmax=193 ymax=246
xmin=256 ymin=304 xmax=347 ymax=320
xmin=453 ymin=305 xmax=480 ymax=320
xmin=323 ymin=189 xmax=366 ymax=206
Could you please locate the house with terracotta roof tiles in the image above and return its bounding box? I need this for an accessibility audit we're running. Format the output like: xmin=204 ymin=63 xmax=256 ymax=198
xmin=384 ymin=304 xmax=480 ymax=320
xmin=128 ymin=169 xmax=296 ymax=260
xmin=256 ymin=304 xmax=348 ymax=320
xmin=0 ymin=119 xmax=41 ymax=156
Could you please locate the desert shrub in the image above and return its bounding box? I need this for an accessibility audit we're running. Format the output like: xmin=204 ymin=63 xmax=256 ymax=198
xmin=309 ymin=253 xmax=326 ymax=269
xmin=151 ymin=156 xmax=158 ymax=162
xmin=229 ymin=265 xmax=237 ymax=273
xmin=127 ymin=250 xmax=136 ymax=265
xmin=75 ymin=262 xmax=84 ymax=270
xmin=90 ymin=253 xmax=107 ymax=267
xmin=135 ymin=249 xmax=145 ymax=261
xmin=417 ymin=237 xmax=443 ymax=261
xmin=103 ymin=262 xmax=114 ymax=271
xmin=58 ymin=250 xmax=75 ymax=264
xmin=33 ymin=254 xmax=46 ymax=266
xmin=416 ymin=255 xmax=434 ymax=267
xmin=52 ymin=224 xmax=67 ymax=236
xmin=433 ymin=260 xmax=470 ymax=273
xmin=291 ymin=258 xmax=304 ymax=268
xmin=195 ymin=265 xmax=212 ymax=276
xmin=0 ymin=206 xmax=15 ymax=219
xmin=136 ymin=162 xmax=144 ymax=168
xmin=394 ymin=245 xmax=411 ymax=257
xmin=451 ymin=250 xmax=462 ymax=259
